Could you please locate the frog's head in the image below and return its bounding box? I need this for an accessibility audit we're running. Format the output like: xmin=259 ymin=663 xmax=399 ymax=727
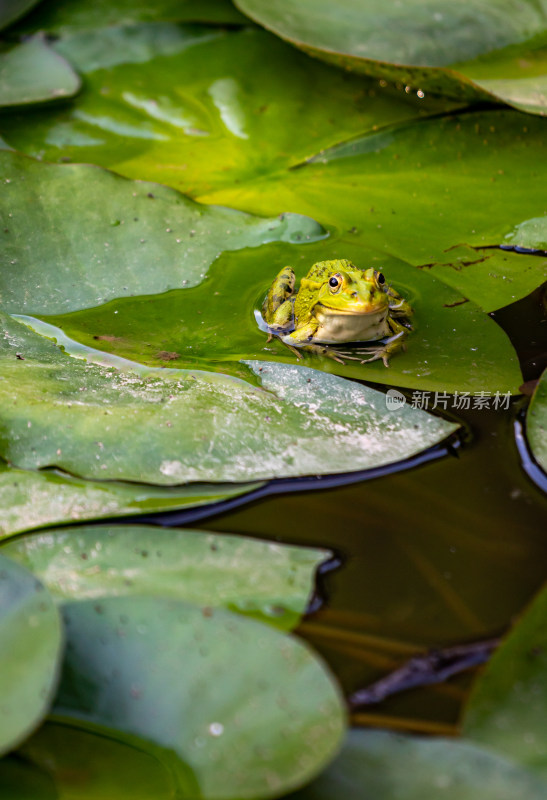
xmin=315 ymin=266 xmax=389 ymax=316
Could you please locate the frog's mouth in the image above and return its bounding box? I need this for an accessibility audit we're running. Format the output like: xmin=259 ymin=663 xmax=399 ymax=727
xmin=316 ymin=302 xmax=387 ymax=316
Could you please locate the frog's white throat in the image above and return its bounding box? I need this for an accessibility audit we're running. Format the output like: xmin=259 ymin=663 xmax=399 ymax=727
xmin=313 ymin=306 xmax=390 ymax=344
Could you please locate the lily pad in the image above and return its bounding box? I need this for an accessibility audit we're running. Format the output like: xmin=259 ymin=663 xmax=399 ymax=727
xmin=0 ymin=36 xmax=81 ymax=108
xmin=0 ymin=524 xmax=332 ymax=630
xmin=0 ymin=0 xmax=41 ymax=31
xmin=53 ymin=596 xmax=347 ymax=799
xmin=0 ymin=150 xmax=325 ymax=316
xmin=0 ymin=312 xmax=459 ymax=482
xmin=0 ymin=554 xmax=63 ymax=755
xmin=202 ymin=110 xmax=547 ymax=313
xmin=288 ymin=729 xmax=547 ymax=800
xmin=42 ymin=237 xmax=524 ymax=394
xmin=12 ymin=0 xmax=247 ymax=33
xmin=526 ymin=368 xmax=547 ymax=474
xmin=463 ymin=581 xmax=547 ymax=775
xmin=234 ymin=0 xmax=547 ymax=114
xmin=0 ymin=461 xmax=262 ymax=540
xmin=15 ymin=722 xmax=178 ymax=799
xmin=0 ymin=24 xmax=458 ymax=197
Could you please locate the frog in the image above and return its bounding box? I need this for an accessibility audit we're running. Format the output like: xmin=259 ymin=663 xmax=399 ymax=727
xmin=261 ymin=259 xmax=412 ymax=366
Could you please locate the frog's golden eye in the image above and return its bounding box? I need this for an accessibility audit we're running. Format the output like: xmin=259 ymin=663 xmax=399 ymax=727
xmin=376 ymin=272 xmax=386 ymax=286
xmin=328 ymin=273 xmax=342 ymax=292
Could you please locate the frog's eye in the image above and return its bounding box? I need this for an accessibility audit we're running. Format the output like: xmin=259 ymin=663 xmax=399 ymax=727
xmin=376 ymin=272 xmax=386 ymax=286
xmin=328 ymin=274 xmax=342 ymax=291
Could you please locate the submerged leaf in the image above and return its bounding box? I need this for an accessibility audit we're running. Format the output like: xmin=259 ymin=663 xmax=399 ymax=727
xmin=0 ymin=313 xmax=459 ymax=483
xmin=54 ymin=597 xmax=347 ymax=799
xmin=0 ymin=756 xmax=57 ymax=800
xmin=15 ymin=723 xmax=177 ymax=799
xmin=0 ymin=524 xmax=332 ymax=630
xmin=0 ymin=554 xmax=62 ymax=755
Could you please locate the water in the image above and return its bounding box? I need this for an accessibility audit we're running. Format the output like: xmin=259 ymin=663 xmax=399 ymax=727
xmin=35 ymin=265 xmax=547 ymax=730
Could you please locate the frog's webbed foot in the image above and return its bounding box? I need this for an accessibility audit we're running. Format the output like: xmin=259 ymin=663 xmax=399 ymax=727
xmin=357 ymin=328 xmax=409 ymax=367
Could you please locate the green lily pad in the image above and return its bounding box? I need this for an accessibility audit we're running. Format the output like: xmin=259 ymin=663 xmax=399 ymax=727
xmin=0 ymin=36 xmax=81 ymax=108
xmin=0 ymin=0 xmax=41 ymax=31
xmin=12 ymin=0 xmax=247 ymax=34
xmin=288 ymin=729 xmax=547 ymax=800
xmin=0 ymin=554 xmax=63 ymax=756
xmin=0 ymin=524 xmax=331 ymax=630
xmin=526 ymin=368 xmax=547 ymax=473
xmin=42 ymin=236 xmax=523 ymax=394
xmin=463 ymin=581 xmax=547 ymax=775
xmin=0 ymin=460 xmax=262 ymax=540
xmin=202 ymin=110 xmax=547 ymax=314
xmin=0 ymin=312 xmax=459 ymax=482
xmin=0 ymin=150 xmax=325 ymax=316
xmin=53 ymin=596 xmax=347 ymax=799
xmin=234 ymin=0 xmax=547 ymax=114
xmin=0 ymin=24 xmax=458 ymax=197
xmin=14 ymin=722 xmax=178 ymax=799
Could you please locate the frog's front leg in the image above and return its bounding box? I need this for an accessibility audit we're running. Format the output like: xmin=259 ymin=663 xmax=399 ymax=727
xmin=262 ymin=266 xmax=296 ymax=329
xmin=387 ymin=289 xmax=413 ymax=321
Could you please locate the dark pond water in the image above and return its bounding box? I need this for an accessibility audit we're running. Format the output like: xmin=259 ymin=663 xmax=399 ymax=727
xmin=39 ymin=273 xmax=547 ymax=732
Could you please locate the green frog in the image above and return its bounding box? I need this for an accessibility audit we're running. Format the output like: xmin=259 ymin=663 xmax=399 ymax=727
xmin=261 ymin=259 xmax=412 ymax=366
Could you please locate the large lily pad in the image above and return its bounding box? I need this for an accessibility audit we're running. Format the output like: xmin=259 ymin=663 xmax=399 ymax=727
xmin=0 ymin=312 xmax=459 ymax=482
xmin=202 ymin=110 xmax=547 ymax=313
xmin=41 ymin=236 xmax=524 ymax=394
xmin=0 ymin=151 xmax=324 ymax=316
xmin=53 ymin=596 xmax=347 ymax=799
xmin=234 ymin=0 xmax=547 ymax=114
xmin=463 ymin=581 xmax=547 ymax=775
xmin=0 ymin=554 xmax=62 ymax=755
xmin=0 ymin=461 xmax=262 ymax=540
xmin=0 ymin=524 xmax=331 ymax=630
xmin=0 ymin=36 xmax=80 ymax=108
xmin=12 ymin=0 xmax=247 ymax=33
xmin=0 ymin=24 xmax=458 ymax=197
xmin=288 ymin=729 xmax=547 ymax=800
xmin=526 ymin=368 xmax=547 ymax=473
